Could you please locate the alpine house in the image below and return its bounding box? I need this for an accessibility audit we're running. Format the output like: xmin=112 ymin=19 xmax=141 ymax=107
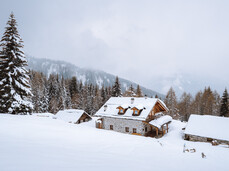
xmin=95 ymin=97 xmax=172 ymax=137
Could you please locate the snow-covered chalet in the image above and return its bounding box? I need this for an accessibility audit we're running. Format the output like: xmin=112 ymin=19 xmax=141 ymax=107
xmin=56 ymin=109 xmax=92 ymax=124
xmin=95 ymin=97 xmax=172 ymax=137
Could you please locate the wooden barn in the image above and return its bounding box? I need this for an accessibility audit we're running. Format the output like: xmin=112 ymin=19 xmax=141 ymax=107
xmin=56 ymin=109 xmax=92 ymax=124
xmin=184 ymin=114 xmax=229 ymax=145
xmin=95 ymin=97 xmax=172 ymax=137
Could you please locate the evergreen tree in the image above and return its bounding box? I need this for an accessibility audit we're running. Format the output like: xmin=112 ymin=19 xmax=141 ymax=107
xmin=212 ymin=90 xmax=221 ymax=116
xmin=136 ymin=85 xmax=143 ymax=97
xmin=58 ymin=76 xmax=67 ymax=110
xmin=220 ymin=88 xmax=228 ymax=117
xmin=0 ymin=13 xmax=33 ymax=114
xmin=112 ymin=76 xmax=122 ymax=97
xmin=69 ymin=76 xmax=78 ymax=98
xmin=64 ymin=79 xmax=72 ymax=109
xmin=47 ymin=74 xmax=59 ymax=113
xmin=101 ymin=85 xmax=107 ymax=104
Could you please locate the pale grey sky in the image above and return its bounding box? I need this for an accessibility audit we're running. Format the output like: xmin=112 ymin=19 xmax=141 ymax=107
xmin=0 ymin=0 xmax=228 ymax=95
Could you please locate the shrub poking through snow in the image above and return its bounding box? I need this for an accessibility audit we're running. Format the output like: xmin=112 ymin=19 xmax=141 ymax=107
xmin=201 ymin=152 xmax=206 ymax=158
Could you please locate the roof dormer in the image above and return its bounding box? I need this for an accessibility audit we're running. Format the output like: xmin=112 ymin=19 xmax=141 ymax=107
xmin=116 ymin=105 xmax=129 ymax=115
xmin=131 ymin=106 xmax=145 ymax=116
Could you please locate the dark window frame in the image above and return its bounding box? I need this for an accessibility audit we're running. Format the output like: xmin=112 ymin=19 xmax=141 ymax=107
xmin=125 ymin=127 xmax=129 ymax=132
xmin=133 ymin=128 xmax=137 ymax=133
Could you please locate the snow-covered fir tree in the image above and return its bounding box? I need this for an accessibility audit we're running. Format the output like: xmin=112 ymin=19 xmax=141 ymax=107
xmin=64 ymin=79 xmax=72 ymax=109
xmin=100 ymin=85 xmax=107 ymax=104
xmin=0 ymin=13 xmax=33 ymax=114
xmin=47 ymin=74 xmax=59 ymax=113
xmin=112 ymin=76 xmax=122 ymax=97
xmin=212 ymin=90 xmax=221 ymax=116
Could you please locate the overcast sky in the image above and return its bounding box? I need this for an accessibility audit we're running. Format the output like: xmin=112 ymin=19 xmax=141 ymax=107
xmin=0 ymin=0 xmax=229 ymax=95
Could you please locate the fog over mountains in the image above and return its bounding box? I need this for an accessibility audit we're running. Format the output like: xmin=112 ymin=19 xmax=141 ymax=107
xmin=27 ymin=56 xmax=164 ymax=98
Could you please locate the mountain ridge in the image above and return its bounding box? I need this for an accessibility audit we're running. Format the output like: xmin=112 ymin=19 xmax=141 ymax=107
xmin=26 ymin=56 xmax=165 ymax=98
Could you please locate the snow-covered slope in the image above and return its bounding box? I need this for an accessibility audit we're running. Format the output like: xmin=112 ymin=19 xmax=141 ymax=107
xmin=0 ymin=114 xmax=228 ymax=171
xmin=26 ymin=56 xmax=164 ymax=98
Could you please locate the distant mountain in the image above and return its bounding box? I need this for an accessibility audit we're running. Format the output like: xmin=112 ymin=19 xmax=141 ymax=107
xmin=26 ymin=56 xmax=164 ymax=98
xmin=149 ymin=73 xmax=226 ymax=98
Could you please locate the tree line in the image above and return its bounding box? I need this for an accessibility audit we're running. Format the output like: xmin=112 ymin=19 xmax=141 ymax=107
xmin=29 ymin=72 xmax=146 ymax=115
xmin=164 ymin=87 xmax=229 ymax=121
xmin=30 ymin=70 xmax=229 ymax=119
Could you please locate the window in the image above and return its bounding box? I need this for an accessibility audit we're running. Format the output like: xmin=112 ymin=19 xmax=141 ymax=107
xmin=110 ymin=125 xmax=113 ymax=130
xmin=125 ymin=127 xmax=129 ymax=132
xmin=133 ymin=128 xmax=137 ymax=133
xmin=132 ymin=109 xmax=139 ymax=116
xmin=145 ymin=127 xmax=147 ymax=132
xmin=118 ymin=107 xmax=126 ymax=115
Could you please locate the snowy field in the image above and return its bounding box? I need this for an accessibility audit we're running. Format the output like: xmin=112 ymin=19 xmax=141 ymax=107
xmin=0 ymin=114 xmax=228 ymax=171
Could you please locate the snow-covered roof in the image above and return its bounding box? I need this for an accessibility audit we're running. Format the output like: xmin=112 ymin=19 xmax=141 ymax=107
xmin=133 ymin=105 xmax=144 ymax=110
xmin=149 ymin=115 xmax=172 ymax=128
xmin=118 ymin=104 xmax=129 ymax=109
xmin=184 ymin=114 xmax=229 ymax=141
xmin=95 ymin=97 xmax=168 ymax=121
xmin=56 ymin=109 xmax=91 ymax=123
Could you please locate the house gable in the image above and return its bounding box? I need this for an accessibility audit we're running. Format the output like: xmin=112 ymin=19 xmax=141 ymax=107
xmin=77 ymin=113 xmax=92 ymax=124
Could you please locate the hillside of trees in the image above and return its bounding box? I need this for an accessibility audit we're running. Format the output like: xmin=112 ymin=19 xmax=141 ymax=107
xmin=29 ymin=70 xmax=147 ymax=115
xmin=29 ymin=70 xmax=229 ymax=120
xmin=164 ymin=87 xmax=228 ymax=121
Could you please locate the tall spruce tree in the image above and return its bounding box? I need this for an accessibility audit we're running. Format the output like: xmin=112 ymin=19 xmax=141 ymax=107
xmin=220 ymin=88 xmax=228 ymax=117
xmin=0 ymin=13 xmax=33 ymax=114
xmin=112 ymin=76 xmax=122 ymax=97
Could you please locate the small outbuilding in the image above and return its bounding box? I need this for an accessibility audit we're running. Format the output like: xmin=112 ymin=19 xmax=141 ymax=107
xmin=184 ymin=114 xmax=229 ymax=144
xmin=56 ymin=109 xmax=92 ymax=124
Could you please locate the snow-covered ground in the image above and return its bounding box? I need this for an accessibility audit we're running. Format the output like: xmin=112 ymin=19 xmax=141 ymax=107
xmin=0 ymin=113 xmax=228 ymax=171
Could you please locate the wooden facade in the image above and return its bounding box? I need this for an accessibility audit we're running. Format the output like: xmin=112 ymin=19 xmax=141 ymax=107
xmin=76 ymin=113 xmax=92 ymax=124
xmin=143 ymin=120 xmax=171 ymax=137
